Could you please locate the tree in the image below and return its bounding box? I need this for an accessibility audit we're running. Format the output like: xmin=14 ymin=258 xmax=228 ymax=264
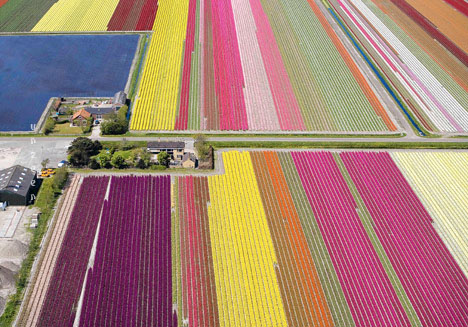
xmin=43 ymin=118 xmax=56 ymax=135
xmin=96 ymin=152 xmax=111 ymax=168
xmin=132 ymin=148 xmax=151 ymax=167
xmin=101 ymin=120 xmax=127 ymax=135
xmin=100 ymin=106 xmax=129 ymax=135
xmin=111 ymin=154 xmax=126 ymax=169
xmin=157 ymin=151 xmax=170 ymax=168
xmin=67 ymin=137 xmax=102 ymax=167
xmin=194 ymin=134 xmax=210 ymax=160
xmin=41 ymin=158 xmax=50 ymax=169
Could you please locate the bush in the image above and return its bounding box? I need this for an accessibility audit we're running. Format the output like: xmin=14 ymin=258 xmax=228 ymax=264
xmin=101 ymin=120 xmax=127 ymax=135
xmin=81 ymin=118 xmax=93 ymax=134
xmin=52 ymin=167 xmax=68 ymax=192
xmin=150 ymin=165 xmax=167 ymax=171
xmin=111 ymin=154 xmax=126 ymax=169
xmin=136 ymin=159 xmax=147 ymax=169
xmin=43 ymin=118 xmax=56 ymax=135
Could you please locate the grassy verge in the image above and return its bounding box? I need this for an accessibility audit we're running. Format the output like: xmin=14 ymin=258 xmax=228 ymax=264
xmin=107 ymin=132 xmax=406 ymax=138
xmin=128 ymin=34 xmax=148 ymax=100
xmin=209 ymin=141 xmax=468 ymax=149
xmin=0 ymin=170 xmax=68 ymax=326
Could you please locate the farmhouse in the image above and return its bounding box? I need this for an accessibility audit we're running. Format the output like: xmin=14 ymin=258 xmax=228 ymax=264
xmin=86 ymin=106 xmax=115 ymax=121
xmin=147 ymin=141 xmax=185 ymax=161
xmin=0 ymin=165 xmax=38 ymax=206
xmin=71 ymin=109 xmax=91 ymax=126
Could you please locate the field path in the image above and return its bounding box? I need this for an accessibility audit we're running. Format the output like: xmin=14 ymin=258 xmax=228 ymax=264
xmin=18 ymin=175 xmax=81 ymax=327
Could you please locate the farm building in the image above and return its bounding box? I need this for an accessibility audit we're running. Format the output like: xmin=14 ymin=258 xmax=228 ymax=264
xmin=86 ymin=106 xmax=115 ymax=120
xmin=147 ymin=141 xmax=185 ymax=161
xmin=113 ymin=91 xmax=127 ymax=108
xmin=0 ymin=165 xmax=38 ymax=205
xmin=71 ymin=109 xmax=91 ymax=126
xmin=182 ymin=153 xmax=197 ymax=169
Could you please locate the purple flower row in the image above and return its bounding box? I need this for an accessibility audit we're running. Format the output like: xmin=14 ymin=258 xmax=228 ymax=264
xmin=341 ymin=151 xmax=468 ymax=326
xmin=78 ymin=176 xmax=174 ymax=327
xmin=38 ymin=176 xmax=110 ymax=327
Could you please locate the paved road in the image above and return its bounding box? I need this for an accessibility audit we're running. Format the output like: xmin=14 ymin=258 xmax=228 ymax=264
xmin=0 ymin=134 xmax=467 ymax=170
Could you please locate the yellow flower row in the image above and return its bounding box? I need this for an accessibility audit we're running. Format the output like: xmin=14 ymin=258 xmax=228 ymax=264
xmin=32 ymin=0 xmax=120 ymax=31
xmin=207 ymin=151 xmax=287 ymax=326
xmin=130 ymin=0 xmax=189 ymax=130
xmin=393 ymin=152 xmax=468 ymax=276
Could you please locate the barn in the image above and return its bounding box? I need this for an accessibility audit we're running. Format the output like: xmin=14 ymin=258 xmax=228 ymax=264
xmin=0 ymin=165 xmax=38 ymax=205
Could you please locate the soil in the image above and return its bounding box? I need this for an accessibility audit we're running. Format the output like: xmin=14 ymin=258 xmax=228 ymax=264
xmin=405 ymin=0 xmax=468 ymax=54
xmin=0 ymin=207 xmax=36 ymax=315
xmin=371 ymin=0 xmax=468 ymax=91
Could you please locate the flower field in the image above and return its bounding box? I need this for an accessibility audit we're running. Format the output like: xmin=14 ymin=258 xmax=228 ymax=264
xmin=329 ymin=0 xmax=468 ymax=132
xmin=79 ymin=176 xmax=173 ymax=326
xmin=0 ymin=0 xmax=159 ymax=32
xmin=23 ymin=150 xmax=468 ymax=326
xmin=34 ymin=176 xmax=110 ymax=327
xmin=130 ymin=0 xmax=396 ymax=132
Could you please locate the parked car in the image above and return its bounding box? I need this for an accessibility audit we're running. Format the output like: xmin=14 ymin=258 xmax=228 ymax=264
xmin=58 ymin=160 xmax=69 ymax=168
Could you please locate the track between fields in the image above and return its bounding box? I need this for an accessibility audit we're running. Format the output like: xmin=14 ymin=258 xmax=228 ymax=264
xmin=17 ymin=175 xmax=81 ymax=327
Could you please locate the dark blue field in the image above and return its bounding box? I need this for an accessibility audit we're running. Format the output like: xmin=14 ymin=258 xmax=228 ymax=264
xmin=0 ymin=34 xmax=139 ymax=131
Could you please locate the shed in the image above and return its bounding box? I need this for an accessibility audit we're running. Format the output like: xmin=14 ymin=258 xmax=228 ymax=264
xmin=0 ymin=166 xmax=38 ymax=205
xmin=182 ymin=153 xmax=198 ymax=169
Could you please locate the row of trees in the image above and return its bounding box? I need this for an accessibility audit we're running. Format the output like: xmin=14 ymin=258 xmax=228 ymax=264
xmin=67 ymin=137 xmax=170 ymax=170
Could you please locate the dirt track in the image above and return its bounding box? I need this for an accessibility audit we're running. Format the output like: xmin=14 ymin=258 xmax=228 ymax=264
xmin=17 ymin=175 xmax=81 ymax=327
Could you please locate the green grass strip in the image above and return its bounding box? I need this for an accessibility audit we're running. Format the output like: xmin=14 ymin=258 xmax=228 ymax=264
xmin=278 ymin=152 xmax=355 ymax=326
xmin=333 ymin=154 xmax=422 ymax=326
xmin=209 ymin=141 xmax=468 ymax=149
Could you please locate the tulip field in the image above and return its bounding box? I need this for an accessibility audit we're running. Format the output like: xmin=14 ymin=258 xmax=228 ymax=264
xmin=79 ymin=176 xmax=173 ymax=326
xmin=0 ymin=0 xmax=159 ymax=32
xmin=329 ymin=0 xmax=468 ymax=132
xmin=20 ymin=150 xmax=468 ymax=326
xmin=130 ymin=0 xmax=396 ymax=132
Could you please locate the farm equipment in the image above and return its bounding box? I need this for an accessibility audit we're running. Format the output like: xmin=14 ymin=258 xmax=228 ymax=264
xmin=40 ymin=168 xmax=56 ymax=178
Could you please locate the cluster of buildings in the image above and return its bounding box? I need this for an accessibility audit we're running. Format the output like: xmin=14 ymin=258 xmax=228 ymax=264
xmin=147 ymin=141 xmax=198 ymax=169
xmin=52 ymin=91 xmax=127 ymax=127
